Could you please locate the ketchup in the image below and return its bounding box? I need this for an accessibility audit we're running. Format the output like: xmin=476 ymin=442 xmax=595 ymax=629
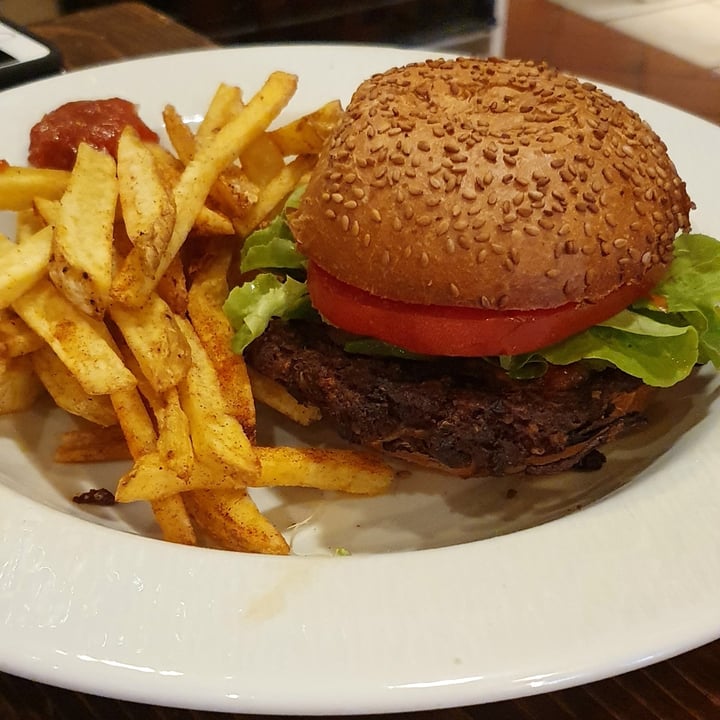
xmin=28 ymin=98 xmax=159 ymax=170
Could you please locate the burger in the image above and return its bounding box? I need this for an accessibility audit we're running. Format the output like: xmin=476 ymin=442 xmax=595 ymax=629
xmin=223 ymin=57 xmax=720 ymax=477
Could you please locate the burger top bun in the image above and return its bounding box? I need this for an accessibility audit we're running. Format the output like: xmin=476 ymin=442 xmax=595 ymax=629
xmin=291 ymin=57 xmax=693 ymax=310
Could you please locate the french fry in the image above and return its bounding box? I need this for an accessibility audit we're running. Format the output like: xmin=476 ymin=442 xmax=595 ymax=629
xmin=0 ymin=76 xmax=372 ymax=556
xmin=0 ymin=354 xmax=43 ymax=414
xmin=49 ymin=143 xmax=117 ymax=317
xmin=184 ymin=489 xmax=289 ymax=555
xmin=147 ymin=143 xmax=235 ymax=237
xmin=268 ymin=99 xmax=343 ymax=155
xmin=195 ymin=83 xmax=243 ymax=147
xmin=151 ymin=494 xmax=197 ymax=546
xmin=13 ymin=278 xmax=136 ymax=395
xmin=32 ymin=344 xmax=118 ymax=426
xmin=116 ymin=457 xmax=247 ymax=502
xmin=155 ymin=386 xmax=193 ymax=481
xmin=239 ymin=132 xmax=285 ymax=187
xmin=162 ymin=103 xmax=197 ymax=164
xmin=175 ymin=315 xmax=260 ymax=482
xmin=54 ymin=424 xmax=131 ymax=463
xmin=252 ymin=447 xmax=395 ymax=496
xmin=0 ymin=165 xmax=69 ymax=211
xmin=110 ymin=385 xmax=156 ymax=458
xmin=0 ymin=309 xmax=43 ymax=357
xmin=248 ymin=367 xmax=321 ymax=426
xmin=115 ymin=451 xmax=184 ymax=502
xmin=15 ymin=208 xmax=47 ymax=243
xmin=232 ymin=154 xmax=316 ymax=237
xmin=33 ymin=196 xmax=60 ymax=226
xmin=187 ymin=244 xmax=256 ymax=438
xmin=0 ymin=225 xmax=53 ymax=309
xmin=117 ymin=125 xmax=176 ymax=275
xmin=110 ymin=380 xmax=198 ymax=546
xmin=155 ymin=253 xmax=189 ymax=315
xmin=161 ymin=103 xmax=258 ymax=226
xmin=150 ymin=71 xmax=298 ymax=295
xmin=109 ymin=292 xmax=191 ymax=394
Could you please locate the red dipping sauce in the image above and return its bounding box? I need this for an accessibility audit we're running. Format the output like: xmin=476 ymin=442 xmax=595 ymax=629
xmin=28 ymin=98 xmax=159 ymax=170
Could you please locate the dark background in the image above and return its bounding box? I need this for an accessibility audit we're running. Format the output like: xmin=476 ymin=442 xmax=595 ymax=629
xmin=58 ymin=0 xmax=496 ymax=46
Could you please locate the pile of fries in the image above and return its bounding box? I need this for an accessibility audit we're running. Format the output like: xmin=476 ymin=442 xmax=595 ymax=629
xmin=0 ymin=72 xmax=396 ymax=555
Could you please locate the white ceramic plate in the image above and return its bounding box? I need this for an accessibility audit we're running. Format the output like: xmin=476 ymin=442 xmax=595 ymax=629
xmin=1 ymin=44 xmax=719 ymax=715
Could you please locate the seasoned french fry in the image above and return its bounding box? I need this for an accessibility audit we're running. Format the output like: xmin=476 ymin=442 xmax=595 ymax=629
xmin=115 ymin=451 xmax=183 ymax=502
xmin=195 ymin=83 xmax=243 ymax=146
xmin=161 ymin=103 xmax=259 ymax=227
xmin=110 ymin=385 xmax=156 ymax=458
xmin=0 ymin=309 xmax=43 ymax=357
xmin=54 ymin=424 xmax=131 ymax=463
xmin=0 ymin=354 xmax=43 ymax=414
xmin=239 ymin=132 xmax=285 ymax=187
xmin=109 ymin=292 xmax=191 ymax=394
xmin=116 ymin=457 xmax=248 ymax=502
xmin=248 ymin=367 xmax=321 ymax=426
xmin=1 ymin=75 xmax=369 ymax=556
xmin=117 ymin=125 xmax=176 ymax=275
xmin=33 ymin=196 xmax=60 ymax=226
xmin=184 ymin=489 xmax=289 ymax=555
xmin=147 ymin=143 xmax=235 ymax=236
xmin=49 ymin=143 xmax=117 ymax=317
xmin=0 ymin=165 xmax=69 ymax=211
xmin=151 ymin=494 xmax=197 ymax=546
xmin=187 ymin=244 xmax=256 ymax=438
xmin=151 ymin=71 xmax=298 ymax=294
xmin=32 ymin=344 xmax=118 ymax=426
xmin=175 ymin=315 xmax=260 ymax=482
xmin=162 ymin=103 xmax=197 ymax=164
xmin=155 ymin=387 xmax=193 ymax=481
xmin=0 ymin=225 xmax=53 ymax=309
xmin=15 ymin=208 xmax=47 ymax=243
xmin=156 ymin=252 xmax=189 ymax=315
xmin=13 ymin=278 xmax=136 ymax=395
xmin=232 ymin=154 xmax=315 ymax=237
xmin=268 ymin=99 xmax=343 ymax=155
xmin=253 ymin=446 xmax=395 ymax=495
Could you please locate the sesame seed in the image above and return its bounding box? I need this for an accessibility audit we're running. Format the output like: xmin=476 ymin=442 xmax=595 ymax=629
xmin=436 ymin=219 xmax=450 ymax=235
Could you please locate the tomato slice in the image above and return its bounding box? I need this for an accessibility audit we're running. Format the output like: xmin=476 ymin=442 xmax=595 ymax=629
xmin=307 ymin=262 xmax=658 ymax=357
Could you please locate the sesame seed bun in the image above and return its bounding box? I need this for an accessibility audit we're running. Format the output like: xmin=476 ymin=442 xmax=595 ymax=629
xmin=291 ymin=57 xmax=693 ymax=310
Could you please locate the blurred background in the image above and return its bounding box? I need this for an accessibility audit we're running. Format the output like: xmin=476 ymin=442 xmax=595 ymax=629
xmin=0 ymin=0 xmax=718 ymax=73
xmin=1 ymin=0 xmax=498 ymax=53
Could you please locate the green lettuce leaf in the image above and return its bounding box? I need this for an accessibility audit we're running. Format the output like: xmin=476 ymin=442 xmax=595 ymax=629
xmin=239 ymin=185 xmax=307 ymax=274
xmin=223 ymin=273 xmax=310 ymax=353
xmin=501 ymin=234 xmax=720 ymax=387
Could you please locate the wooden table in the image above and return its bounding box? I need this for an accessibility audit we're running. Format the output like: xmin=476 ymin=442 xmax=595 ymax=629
xmin=1 ymin=1 xmax=718 ymax=717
